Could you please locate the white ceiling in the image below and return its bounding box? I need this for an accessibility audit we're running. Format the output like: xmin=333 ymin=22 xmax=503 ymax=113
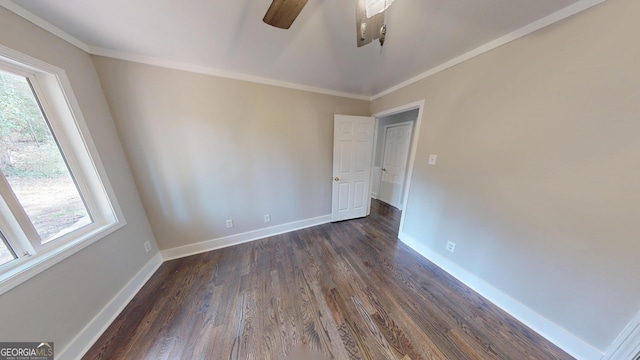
xmin=4 ymin=0 xmax=599 ymax=98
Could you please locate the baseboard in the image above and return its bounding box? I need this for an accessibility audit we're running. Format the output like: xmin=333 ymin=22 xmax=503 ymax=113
xmin=602 ymin=311 xmax=640 ymax=360
xmin=398 ymin=231 xmax=603 ymax=360
xmin=57 ymin=253 xmax=163 ymax=360
xmin=161 ymin=215 xmax=332 ymax=261
xmin=56 ymin=215 xmax=331 ymax=359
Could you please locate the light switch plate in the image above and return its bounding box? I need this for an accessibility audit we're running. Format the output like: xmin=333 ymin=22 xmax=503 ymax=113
xmin=428 ymin=154 xmax=437 ymax=165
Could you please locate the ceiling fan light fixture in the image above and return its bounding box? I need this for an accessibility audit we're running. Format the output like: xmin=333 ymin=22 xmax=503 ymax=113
xmin=364 ymin=0 xmax=396 ymax=18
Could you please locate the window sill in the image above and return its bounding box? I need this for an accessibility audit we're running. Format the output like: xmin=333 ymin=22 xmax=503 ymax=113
xmin=0 ymin=219 xmax=126 ymax=296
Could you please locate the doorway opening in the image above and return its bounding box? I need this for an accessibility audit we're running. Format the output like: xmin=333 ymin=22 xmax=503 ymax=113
xmin=371 ymin=110 xmax=418 ymax=210
xmin=367 ymin=100 xmax=424 ymax=237
xmin=371 ymin=108 xmax=419 ymax=211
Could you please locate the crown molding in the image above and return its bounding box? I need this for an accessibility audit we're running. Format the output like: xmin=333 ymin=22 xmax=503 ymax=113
xmin=0 ymin=0 xmax=368 ymax=100
xmin=2 ymin=0 xmax=606 ymax=102
xmin=88 ymin=46 xmax=371 ymax=101
xmin=370 ymin=0 xmax=607 ymax=100
xmin=0 ymin=0 xmax=90 ymax=52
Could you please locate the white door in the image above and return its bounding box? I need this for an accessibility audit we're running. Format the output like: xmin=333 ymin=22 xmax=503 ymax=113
xmin=379 ymin=122 xmax=413 ymax=209
xmin=331 ymin=115 xmax=375 ymax=222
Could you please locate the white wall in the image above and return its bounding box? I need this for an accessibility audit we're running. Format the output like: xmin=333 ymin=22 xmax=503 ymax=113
xmin=91 ymin=57 xmax=370 ymax=251
xmin=0 ymin=6 xmax=158 ymax=356
xmin=371 ymin=0 xmax=640 ymax=354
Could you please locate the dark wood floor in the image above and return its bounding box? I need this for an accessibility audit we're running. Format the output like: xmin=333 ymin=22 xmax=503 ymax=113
xmin=84 ymin=199 xmax=573 ymax=360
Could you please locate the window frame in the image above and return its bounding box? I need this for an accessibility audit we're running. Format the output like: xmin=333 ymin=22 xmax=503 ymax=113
xmin=0 ymin=45 xmax=125 ymax=295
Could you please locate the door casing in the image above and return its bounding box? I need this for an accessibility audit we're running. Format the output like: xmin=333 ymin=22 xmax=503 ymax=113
xmin=369 ymin=100 xmax=425 ymax=233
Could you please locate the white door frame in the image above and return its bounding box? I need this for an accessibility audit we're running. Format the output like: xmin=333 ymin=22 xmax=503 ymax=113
xmin=603 ymin=310 xmax=640 ymax=360
xmin=368 ymin=100 xmax=424 ymax=234
xmin=378 ymin=121 xmax=414 ymax=210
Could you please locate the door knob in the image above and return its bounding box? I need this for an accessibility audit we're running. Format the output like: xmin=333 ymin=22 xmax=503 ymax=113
xmin=334 ymin=177 xmax=340 ymax=181
xmin=382 ymin=168 xmax=387 ymax=171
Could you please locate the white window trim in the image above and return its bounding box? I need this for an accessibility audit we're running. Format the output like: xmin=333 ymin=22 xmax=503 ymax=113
xmin=0 ymin=45 xmax=125 ymax=295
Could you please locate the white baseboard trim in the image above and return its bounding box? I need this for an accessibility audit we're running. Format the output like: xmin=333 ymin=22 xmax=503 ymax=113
xmin=602 ymin=311 xmax=640 ymax=360
xmin=398 ymin=231 xmax=603 ymax=360
xmin=56 ymin=215 xmax=331 ymax=359
xmin=161 ymin=215 xmax=332 ymax=261
xmin=57 ymin=253 xmax=163 ymax=360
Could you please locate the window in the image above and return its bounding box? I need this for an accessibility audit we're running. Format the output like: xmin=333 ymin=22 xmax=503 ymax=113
xmin=0 ymin=46 xmax=124 ymax=294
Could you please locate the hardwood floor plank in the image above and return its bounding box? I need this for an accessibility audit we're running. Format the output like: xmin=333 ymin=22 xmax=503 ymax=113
xmin=366 ymin=292 xmax=423 ymax=360
xmin=326 ymin=287 xmax=371 ymax=360
xmin=83 ymin=199 xmax=574 ymax=360
xmin=336 ymin=322 xmax=364 ymax=360
xmin=295 ymin=267 xmax=333 ymax=356
xmin=352 ymin=294 xmax=401 ymax=360
xmin=263 ymin=269 xmax=284 ymax=359
xmin=387 ymin=306 xmax=449 ymax=360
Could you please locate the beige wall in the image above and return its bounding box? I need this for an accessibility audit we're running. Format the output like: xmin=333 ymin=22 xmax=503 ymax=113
xmin=371 ymin=0 xmax=640 ymax=350
xmin=2 ymin=0 xmax=637 ymax=355
xmin=91 ymin=57 xmax=369 ymax=250
xmin=0 ymin=6 xmax=157 ymax=354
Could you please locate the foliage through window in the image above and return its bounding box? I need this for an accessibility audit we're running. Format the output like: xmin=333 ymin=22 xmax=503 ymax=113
xmin=0 ymin=47 xmax=123 ymax=293
xmin=0 ymin=70 xmax=91 ymax=251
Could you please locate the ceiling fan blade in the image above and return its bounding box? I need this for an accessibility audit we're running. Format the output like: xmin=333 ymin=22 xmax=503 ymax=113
xmin=263 ymin=0 xmax=309 ymax=29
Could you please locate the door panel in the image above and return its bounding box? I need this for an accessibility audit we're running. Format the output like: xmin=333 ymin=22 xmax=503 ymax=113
xmin=339 ymin=142 xmax=352 ymax=172
xmin=332 ymin=115 xmax=374 ymax=222
xmin=354 ymin=181 xmax=366 ymax=208
xmin=379 ymin=122 xmax=413 ymax=209
xmin=338 ymin=183 xmax=349 ymax=211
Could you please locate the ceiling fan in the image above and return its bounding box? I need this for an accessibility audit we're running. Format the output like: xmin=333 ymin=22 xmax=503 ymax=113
xmin=263 ymin=0 xmax=309 ymax=30
xmin=263 ymin=0 xmax=396 ymax=47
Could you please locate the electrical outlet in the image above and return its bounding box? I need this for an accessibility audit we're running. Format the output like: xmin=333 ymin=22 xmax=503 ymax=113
xmin=446 ymin=241 xmax=456 ymax=253
xmin=144 ymin=240 xmax=151 ymax=253
xmin=264 ymin=214 xmax=271 ymax=223
xmin=226 ymin=219 xmax=234 ymax=228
